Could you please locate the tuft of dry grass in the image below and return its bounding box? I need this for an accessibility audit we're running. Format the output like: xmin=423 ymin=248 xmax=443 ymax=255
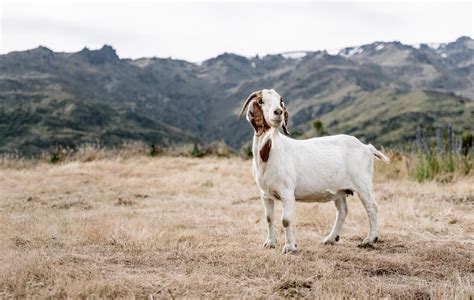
xmin=0 ymin=156 xmax=472 ymax=298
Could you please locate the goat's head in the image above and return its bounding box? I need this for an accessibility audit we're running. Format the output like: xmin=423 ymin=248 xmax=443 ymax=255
xmin=238 ymin=89 xmax=289 ymax=136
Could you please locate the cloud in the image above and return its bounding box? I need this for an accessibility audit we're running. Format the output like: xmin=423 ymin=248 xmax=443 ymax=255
xmin=1 ymin=1 xmax=472 ymax=61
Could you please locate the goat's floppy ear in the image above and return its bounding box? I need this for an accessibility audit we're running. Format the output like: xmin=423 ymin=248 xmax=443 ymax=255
xmin=238 ymin=90 xmax=261 ymax=119
xmin=282 ymin=102 xmax=290 ymax=135
xmin=251 ymin=101 xmax=267 ymax=136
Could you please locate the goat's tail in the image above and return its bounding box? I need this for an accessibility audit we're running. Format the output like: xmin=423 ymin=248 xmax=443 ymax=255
xmin=368 ymin=144 xmax=390 ymax=164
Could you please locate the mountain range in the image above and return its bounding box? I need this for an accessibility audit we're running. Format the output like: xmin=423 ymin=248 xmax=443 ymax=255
xmin=0 ymin=36 xmax=473 ymax=155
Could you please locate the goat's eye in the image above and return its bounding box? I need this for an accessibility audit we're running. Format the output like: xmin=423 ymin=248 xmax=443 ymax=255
xmin=258 ymin=99 xmax=264 ymax=105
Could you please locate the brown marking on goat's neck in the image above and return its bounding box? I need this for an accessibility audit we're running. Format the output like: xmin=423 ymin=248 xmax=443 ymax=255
xmin=259 ymin=139 xmax=272 ymax=162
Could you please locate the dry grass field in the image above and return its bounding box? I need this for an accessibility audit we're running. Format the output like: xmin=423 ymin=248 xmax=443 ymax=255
xmin=0 ymin=156 xmax=473 ymax=298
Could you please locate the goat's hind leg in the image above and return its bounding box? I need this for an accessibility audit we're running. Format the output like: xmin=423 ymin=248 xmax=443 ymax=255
xmin=357 ymin=188 xmax=378 ymax=248
xmin=323 ymin=195 xmax=348 ymax=245
xmin=262 ymin=194 xmax=276 ymax=249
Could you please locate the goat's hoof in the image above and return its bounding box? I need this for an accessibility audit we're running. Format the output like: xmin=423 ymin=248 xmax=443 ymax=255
xmin=282 ymin=244 xmax=297 ymax=254
xmin=358 ymin=237 xmax=377 ymax=249
xmin=322 ymin=235 xmax=339 ymax=245
xmin=263 ymin=239 xmax=276 ymax=249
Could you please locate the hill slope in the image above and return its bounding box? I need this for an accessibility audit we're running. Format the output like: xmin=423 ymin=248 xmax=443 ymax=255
xmin=0 ymin=37 xmax=472 ymax=155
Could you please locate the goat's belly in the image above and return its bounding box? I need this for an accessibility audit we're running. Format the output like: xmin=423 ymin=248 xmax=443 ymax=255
xmin=295 ymin=190 xmax=348 ymax=203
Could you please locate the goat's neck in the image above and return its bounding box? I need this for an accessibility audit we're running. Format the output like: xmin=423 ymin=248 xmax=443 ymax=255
xmin=252 ymin=128 xmax=280 ymax=166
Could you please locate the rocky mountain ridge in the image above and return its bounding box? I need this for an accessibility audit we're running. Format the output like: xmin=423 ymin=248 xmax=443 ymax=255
xmin=0 ymin=37 xmax=472 ymax=155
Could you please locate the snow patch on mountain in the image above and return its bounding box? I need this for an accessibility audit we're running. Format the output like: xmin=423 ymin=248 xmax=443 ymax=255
xmin=339 ymin=47 xmax=363 ymax=57
xmin=281 ymin=51 xmax=307 ymax=59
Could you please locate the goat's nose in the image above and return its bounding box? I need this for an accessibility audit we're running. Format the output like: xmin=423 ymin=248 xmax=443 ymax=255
xmin=274 ymin=108 xmax=283 ymax=115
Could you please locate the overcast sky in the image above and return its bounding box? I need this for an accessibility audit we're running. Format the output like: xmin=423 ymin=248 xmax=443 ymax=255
xmin=1 ymin=1 xmax=472 ymax=62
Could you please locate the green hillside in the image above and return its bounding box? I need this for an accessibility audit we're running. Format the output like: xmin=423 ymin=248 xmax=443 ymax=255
xmin=0 ymin=98 xmax=192 ymax=155
xmin=309 ymin=88 xmax=472 ymax=145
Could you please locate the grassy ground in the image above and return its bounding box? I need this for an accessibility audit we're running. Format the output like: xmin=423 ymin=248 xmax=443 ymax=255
xmin=0 ymin=156 xmax=472 ymax=298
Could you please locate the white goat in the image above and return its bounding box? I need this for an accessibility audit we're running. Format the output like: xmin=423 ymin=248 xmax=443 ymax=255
xmin=238 ymin=89 xmax=390 ymax=254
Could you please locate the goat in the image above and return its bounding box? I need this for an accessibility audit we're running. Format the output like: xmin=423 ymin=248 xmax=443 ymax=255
xmin=238 ymin=89 xmax=390 ymax=254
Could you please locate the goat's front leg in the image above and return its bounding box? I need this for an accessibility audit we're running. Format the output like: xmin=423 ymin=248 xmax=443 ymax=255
xmin=281 ymin=194 xmax=297 ymax=254
xmin=261 ymin=194 xmax=276 ymax=249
